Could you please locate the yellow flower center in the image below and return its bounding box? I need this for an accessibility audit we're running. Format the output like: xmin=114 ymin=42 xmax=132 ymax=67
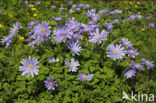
xmin=14 ymin=27 xmax=18 ymax=32
xmin=135 ymin=65 xmax=138 ymax=68
xmin=124 ymin=42 xmax=127 ymax=45
xmin=84 ymin=76 xmax=88 ymax=80
xmin=32 ymin=41 xmax=36 ymax=44
xmin=5 ymin=38 xmax=8 ymax=41
xmin=72 ymin=10 xmax=75 ymax=13
xmin=72 ymin=48 xmax=76 ymax=52
xmin=85 ymin=28 xmax=89 ymax=32
xmin=113 ymin=50 xmax=118 ymax=54
xmin=70 ymin=64 xmax=73 ymax=68
xmin=49 ymin=82 xmax=53 ymax=85
xmin=128 ymin=70 xmax=131 ymax=72
xmin=28 ymin=64 xmax=33 ymax=69
xmin=96 ymin=35 xmax=101 ymax=39
xmin=74 ymin=35 xmax=77 ymax=38
xmin=146 ymin=61 xmax=149 ymax=65
xmin=71 ymin=21 xmax=75 ymax=24
xmin=108 ymin=26 xmax=112 ymax=29
xmin=129 ymin=50 xmax=133 ymax=54
xmin=63 ymin=31 xmax=66 ymax=35
xmin=42 ymin=28 xmax=46 ymax=32
xmin=71 ymin=26 xmax=75 ymax=30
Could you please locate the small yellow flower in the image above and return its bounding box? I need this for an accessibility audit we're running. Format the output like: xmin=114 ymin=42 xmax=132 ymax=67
xmin=138 ymin=12 xmax=141 ymax=15
xmin=135 ymin=5 xmax=138 ymax=8
xmin=129 ymin=1 xmax=132 ymax=4
xmin=72 ymin=10 xmax=76 ymax=13
xmin=125 ymin=8 xmax=128 ymax=10
xmin=27 ymin=12 xmax=30 ymax=15
xmin=120 ymin=10 xmax=123 ymax=12
xmin=31 ymin=8 xmax=37 ymax=11
xmin=19 ymin=36 xmax=24 ymax=41
xmin=137 ymin=2 xmax=140 ymax=4
xmin=8 ymin=13 xmax=13 ymax=18
xmin=33 ymin=13 xmax=38 ymax=17
xmin=30 ymin=4 xmax=34 ymax=8
xmin=141 ymin=28 xmax=144 ymax=31
xmin=0 ymin=24 xmax=4 ymax=28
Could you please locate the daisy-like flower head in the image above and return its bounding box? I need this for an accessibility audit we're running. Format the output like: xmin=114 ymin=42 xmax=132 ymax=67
xmin=52 ymin=5 xmax=56 ymax=9
xmin=52 ymin=16 xmax=62 ymax=22
xmin=104 ymin=23 xmax=113 ymax=31
xmin=48 ymin=57 xmax=59 ymax=63
xmin=35 ymin=22 xmax=51 ymax=38
xmin=141 ymin=58 xmax=154 ymax=69
xmin=89 ymin=28 xmax=109 ymax=43
xmin=112 ymin=19 xmax=119 ymax=24
xmin=120 ymin=38 xmax=133 ymax=47
xmin=85 ymin=4 xmax=90 ymax=8
xmin=78 ymin=4 xmax=84 ymax=8
xmin=66 ymin=19 xmax=80 ymax=32
xmin=92 ymin=14 xmax=101 ymax=22
xmin=68 ymin=42 xmax=82 ymax=56
xmin=65 ymin=58 xmax=80 ymax=72
xmin=10 ymin=22 xmax=21 ymax=36
xmin=110 ymin=9 xmax=122 ymax=14
xmin=99 ymin=10 xmax=107 ymax=14
xmin=27 ymin=21 xmax=39 ymax=28
xmin=19 ymin=56 xmax=39 ymax=78
xmin=54 ymin=26 xmax=72 ymax=41
xmin=124 ymin=68 xmax=136 ymax=79
xmin=130 ymin=61 xmax=144 ymax=70
xmin=80 ymin=24 xmax=94 ymax=34
xmin=44 ymin=77 xmax=58 ymax=90
xmin=78 ymin=73 xmax=94 ymax=81
xmin=126 ymin=48 xmax=139 ymax=58
xmin=106 ymin=44 xmax=126 ymax=60
xmin=148 ymin=22 xmax=155 ymax=28
xmin=1 ymin=35 xmax=13 ymax=48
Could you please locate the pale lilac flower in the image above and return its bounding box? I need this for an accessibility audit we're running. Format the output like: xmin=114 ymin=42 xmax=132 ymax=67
xmin=35 ymin=2 xmax=40 ymax=5
xmin=106 ymin=44 xmax=126 ymax=60
xmin=130 ymin=61 xmax=144 ymax=70
xmin=10 ymin=22 xmax=21 ymax=36
xmin=52 ymin=6 xmax=56 ymax=9
xmin=72 ymin=4 xmax=77 ymax=8
xmin=148 ymin=22 xmax=155 ymax=28
xmin=78 ymin=73 xmax=94 ymax=81
xmin=44 ymin=77 xmax=57 ymax=90
xmin=27 ymin=21 xmax=39 ymax=28
xmin=141 ymin=58 xmax=154 ymax=69
xmin=124 ymin=68 xmax=136 ymax=79
xmin=145 ymin=16 xmax=152 ymax=20
xmin=78 ymin=4 xmax=84 ymax=8
xmin=89 ymin=28 xmax=109 ymax=43
xmin=112 ymin=19 xmax=119 ymax=23
xmin=19 ymin=56 xmax=39 ymax=78
xmin=1 ymin=35 xmax=13 ymax=48
xmin=68 ymin=42 xmax=82 ymax=56
xmin=99 ymin=10 xmax=107 ymax=14
xmin=48 ymin=57 xmax=59 ymax=63
xmin=65 ymin=58 xmax=80 ymax=72
xmin=75 ymin=8 xmax=81 ymax=12
xmin=126 ymin=48 xmax=139 ymax=58
xmin=85 ymin=4 xmax=90 ymax=8
xmin=104 ymin=23 xmax=113 ymax=31
xmin=52 ymin=16 xmax=62 ymax=22
xmin=120 ymin=38 xmax=133 ymax=47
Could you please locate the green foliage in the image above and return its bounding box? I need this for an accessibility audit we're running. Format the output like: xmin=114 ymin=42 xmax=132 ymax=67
xmin=0 ymin=1 xmax=156 ymax=103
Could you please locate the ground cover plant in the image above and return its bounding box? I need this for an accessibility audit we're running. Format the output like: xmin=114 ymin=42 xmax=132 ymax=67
xmin=0 ymin=0 xmax=156 ymax=103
